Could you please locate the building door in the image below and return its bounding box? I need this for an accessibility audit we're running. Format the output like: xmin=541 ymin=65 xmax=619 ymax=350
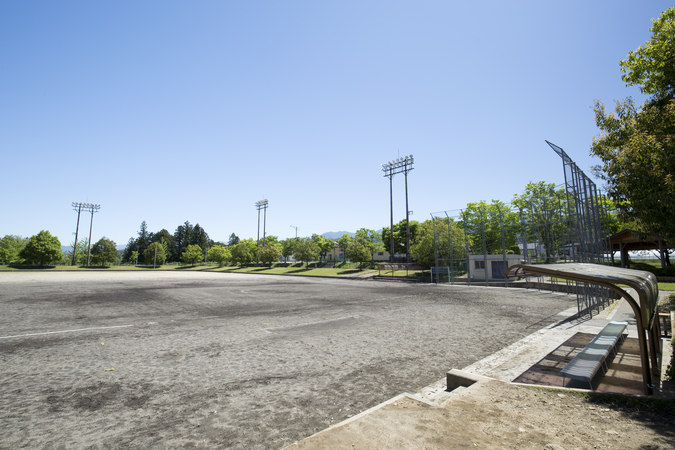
xmin=491 ymin=260 xmax=507 ymax=279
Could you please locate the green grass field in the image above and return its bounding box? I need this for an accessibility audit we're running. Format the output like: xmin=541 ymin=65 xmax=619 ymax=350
xmin=3 ymin=262 xmax=673 ymax=288
xmin=0 ymin=262 xmax=382 ymax=278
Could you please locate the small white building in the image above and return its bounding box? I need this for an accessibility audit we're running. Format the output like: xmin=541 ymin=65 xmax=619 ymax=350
xmin=468 ymin=254 xmax=522 ymax=281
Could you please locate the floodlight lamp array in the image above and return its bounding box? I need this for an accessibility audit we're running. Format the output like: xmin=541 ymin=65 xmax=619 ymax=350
xmin=72 ymin=202 xmax=101 ymax=212
xmin=381 ymin=155 xmax=414 ymax=176
xmin=255 ymin=199 xmax=269 ymax=209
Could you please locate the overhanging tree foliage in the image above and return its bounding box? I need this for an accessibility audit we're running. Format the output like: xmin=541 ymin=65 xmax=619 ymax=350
xmin=591 ymin=7 xmax=675 ymax=244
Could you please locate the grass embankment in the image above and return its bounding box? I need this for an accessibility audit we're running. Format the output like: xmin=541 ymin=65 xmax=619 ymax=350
xmin=0 ymin=262 xmax=383 ymax=278
xmin=226 ymin=263 xmax=378 ymax=278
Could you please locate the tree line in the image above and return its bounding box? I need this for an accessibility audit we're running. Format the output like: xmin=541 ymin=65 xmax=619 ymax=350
xmin=1 ymin=180 xmax=627 ymax=269
xmin=0 ymin=232 xmax=118 ymax=267
xmin=121 ymin=220 xmax=216 ymax=265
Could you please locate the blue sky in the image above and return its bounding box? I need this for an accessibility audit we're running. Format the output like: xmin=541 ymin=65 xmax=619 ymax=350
xmin=1 ymin=1 xmax=670 ymax=247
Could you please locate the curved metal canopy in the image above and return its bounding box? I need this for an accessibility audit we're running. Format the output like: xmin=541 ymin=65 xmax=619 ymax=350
xmin=505 ymin=263 xmax=658 ymax=327
xmin=505 ymin=263 xmax=660 ymax=395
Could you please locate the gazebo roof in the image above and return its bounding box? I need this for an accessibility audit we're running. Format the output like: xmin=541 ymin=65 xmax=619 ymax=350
xmin=608 ymin=229 xmax=667 ymax=251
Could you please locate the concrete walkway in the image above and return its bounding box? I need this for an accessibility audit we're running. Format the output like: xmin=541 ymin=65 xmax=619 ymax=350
xmin=283 ymin=293 xmax=674 ymax=449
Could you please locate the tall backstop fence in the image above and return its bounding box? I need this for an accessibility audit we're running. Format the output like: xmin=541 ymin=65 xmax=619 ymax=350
xmin=431 ymin=141 xmax=614 ymax=318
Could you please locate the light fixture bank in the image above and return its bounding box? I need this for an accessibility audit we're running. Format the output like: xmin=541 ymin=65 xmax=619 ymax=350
xmin=381 ymin=155 xmax=414 ymax=172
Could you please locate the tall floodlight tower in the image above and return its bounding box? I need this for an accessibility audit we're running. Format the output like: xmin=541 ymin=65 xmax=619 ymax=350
xmin=381 ymin=161 xmax=396 ymax=262
xmin=403 ymin=156 xmax=414 ymax=262
xmin=255 ymin=199 xmax=268 ymax=265
xmin=71 ymin=202 xmax=84 ymax=266
xmin=381 ymin=155 xmax=414 ymax=262
xmin=85 ymin=203 xmax=101 ymax=266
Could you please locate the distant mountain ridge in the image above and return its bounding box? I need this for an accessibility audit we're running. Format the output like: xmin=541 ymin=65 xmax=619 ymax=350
xmin=321 ymin=231 xmax=355 ymax=240
xmin=321 ymin=230 xmax=383 ymax=241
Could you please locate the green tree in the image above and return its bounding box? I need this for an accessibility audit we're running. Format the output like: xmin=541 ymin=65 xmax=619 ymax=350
xmin=511 ymin=184 xmax=566 ymax=261
xmin=208 ymin=245 xmax=231 ymax=267
xmin=151 ymin=229 xmax=175 ymax=262
xmin=66 ymin=237 xmax=89 ymax=266
xmin=411 ymin=218 xmax=466 ymax=269
xmin=129 ymin=250 xmax=139 ymax=265
xmin=281 ymin=237 xmax=299 ymax=263
xmin=311 ymin=234 xmax=335 ymax=261
xmin=122 ymin=237 xmax=137 ymax=264
xmin=382 ymin=220 xmax=420 ymax=257
xmin=190 ymin=224 xmax=213 ymax=249
xmin=346 ymin=237 xmax=371 ymax=269
xmin=230 ymin=241 xmax=254 ymax=266
xmin=136 ymin=221 xmax=151 ymax=263
xmin=592 ymin=97 xmax=675 ymax=242
xmin=591 ymin=7 xmax=675 ymax=243
xmin=0 ymin=235 xmax=27 ymax=264
xmin=294 ymin=238 xmax=320 ymax=267
xmin=337 ymin=234 xmax=352 ymax=263
xmin=258 ymin=242 xmax=282 ymax=266
xmin=355 ymin=228 xmax=383 ymax=259
xmin=173 ymin=221 xmax=193 ymax=261
xmin=20 ymin=230 xmax=64 ymax=266
xmin=181 ymin=244 xmax=203 ymax=266
xmin=90 ymin=237 xmax=118 ymax=267
xmin=620 ymin=7 xmax=675 ymax=101
xmin=228 ymin=233 xmax=240 ymax=246
xmin=599 ymin=195 xmax=628 ymax=236
xmin=460 ymin=200 xmax=519 ymax=255
xmin=143 ymin=242 xmax=167 ymax=266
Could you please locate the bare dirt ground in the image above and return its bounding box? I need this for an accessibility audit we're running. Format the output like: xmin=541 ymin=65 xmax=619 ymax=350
xmin=0 ymin=271 xmax=632 ymax=449
xmin=287 ymin=379 xmax=675 ymax=449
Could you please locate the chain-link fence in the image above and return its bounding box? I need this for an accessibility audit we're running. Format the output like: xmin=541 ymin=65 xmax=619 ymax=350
xmin=431 ymin=142 xmax=615 ymax=318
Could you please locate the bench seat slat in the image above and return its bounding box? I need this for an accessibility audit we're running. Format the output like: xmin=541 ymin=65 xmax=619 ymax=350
xmin=559 ymin=321 xmax=628 ymax=389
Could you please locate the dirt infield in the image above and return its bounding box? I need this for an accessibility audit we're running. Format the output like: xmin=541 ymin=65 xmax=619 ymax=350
xmin=0 ymin=272 xmax=576 ymax=449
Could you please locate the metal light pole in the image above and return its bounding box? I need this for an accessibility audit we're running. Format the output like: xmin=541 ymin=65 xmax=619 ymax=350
xmin=381 ymin=155 xmax=414 ymax=263
xmin=71 ymin=202 xmax=84 ymax=266
xmin=404 ymin=158 xmax=412 ymax=263
xmin=381 ymin=164 xmax=395 ymax=262
xmin=290 ymin=225 xmax=298 ymax=238
xmin=255 ymin=199 xmax=269 ymax=265
xmin=85 ymin=204 xmax=101 ymax=266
